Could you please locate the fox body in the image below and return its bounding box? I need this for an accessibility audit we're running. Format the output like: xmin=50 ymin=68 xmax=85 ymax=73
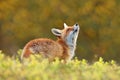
xmin=21 ymin=23 xmax=80 ymax=62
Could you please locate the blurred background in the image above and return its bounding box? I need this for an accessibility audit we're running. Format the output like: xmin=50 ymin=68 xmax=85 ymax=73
xmin=0 ymin=0 xmax=120 ymax=62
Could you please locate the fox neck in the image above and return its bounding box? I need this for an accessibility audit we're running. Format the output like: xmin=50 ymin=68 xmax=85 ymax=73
xmin=57 ymin=38 xmax=76 ymax=60
xmin=66 ymin=39 xmax=76 ymax=60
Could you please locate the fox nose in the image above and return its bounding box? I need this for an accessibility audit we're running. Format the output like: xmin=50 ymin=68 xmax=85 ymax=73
xmin=74 ymin=23 xmax=79 ymax=28
xmin=74 ymin=23 xmax=80 ymax=32
xmin=75 ymin=23 xmax=78 ymax=26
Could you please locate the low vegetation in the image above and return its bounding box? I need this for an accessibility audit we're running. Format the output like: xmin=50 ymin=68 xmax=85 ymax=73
xmin=0 ymin=50 xmax=120 ymax=80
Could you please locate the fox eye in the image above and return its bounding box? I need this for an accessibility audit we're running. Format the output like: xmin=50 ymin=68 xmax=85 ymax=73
xmin=66 ymin=29 xmax=70 ymax=32
xmin=66 ymin=28 xmax=74 ymax=32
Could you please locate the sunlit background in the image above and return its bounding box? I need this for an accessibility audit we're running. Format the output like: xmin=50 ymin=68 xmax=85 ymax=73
xmin=0 ymin=0 xmax=120 ymax=62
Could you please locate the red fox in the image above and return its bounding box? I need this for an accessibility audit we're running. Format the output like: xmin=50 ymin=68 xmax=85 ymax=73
xmin=21 ymin=23 xmax=80 ymax=62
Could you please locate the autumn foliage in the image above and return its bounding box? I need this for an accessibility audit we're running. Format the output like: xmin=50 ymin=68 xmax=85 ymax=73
xmin=0 ymin=0 xmax=120 ymax=62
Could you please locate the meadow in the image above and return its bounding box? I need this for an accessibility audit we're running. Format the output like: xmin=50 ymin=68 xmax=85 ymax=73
xmin=0 ymin=50 xmax=120 ymax=80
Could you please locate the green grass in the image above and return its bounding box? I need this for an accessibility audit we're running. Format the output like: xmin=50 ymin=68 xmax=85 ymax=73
xmin=0 ymin=50 xmax=120 ymax=80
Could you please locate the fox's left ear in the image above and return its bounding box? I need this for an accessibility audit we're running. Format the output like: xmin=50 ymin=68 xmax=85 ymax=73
xmin=64 ymin=23 xmax=68 ymax=28
xmin=51 ymin=28 xmax=62 ymax=36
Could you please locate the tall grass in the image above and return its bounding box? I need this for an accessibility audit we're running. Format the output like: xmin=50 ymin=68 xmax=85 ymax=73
xmin=0 ymin=50 xmax=120 ymax=80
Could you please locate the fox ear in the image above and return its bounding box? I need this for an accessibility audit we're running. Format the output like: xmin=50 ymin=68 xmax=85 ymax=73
xmin=51 ymin=28 xmax=61 ymax=36
xmin=64 ymin=23 xmax=68 ymax=28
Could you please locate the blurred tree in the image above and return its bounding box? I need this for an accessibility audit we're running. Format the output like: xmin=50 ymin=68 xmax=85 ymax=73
xmin=0 ymin=0 xmax=120 ymax=62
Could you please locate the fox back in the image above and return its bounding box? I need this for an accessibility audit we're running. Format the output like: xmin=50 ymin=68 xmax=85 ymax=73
xmin=21 ymin=23 xmax=80 ymax=62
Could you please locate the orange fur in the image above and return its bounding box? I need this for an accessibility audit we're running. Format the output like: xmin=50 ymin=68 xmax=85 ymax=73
xmin=21 ymin=38 xmax=71 ymax=62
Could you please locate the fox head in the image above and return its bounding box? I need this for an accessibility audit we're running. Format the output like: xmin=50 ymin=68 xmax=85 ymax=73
xmin=51 ymin=23 xmax=80 ymax=48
